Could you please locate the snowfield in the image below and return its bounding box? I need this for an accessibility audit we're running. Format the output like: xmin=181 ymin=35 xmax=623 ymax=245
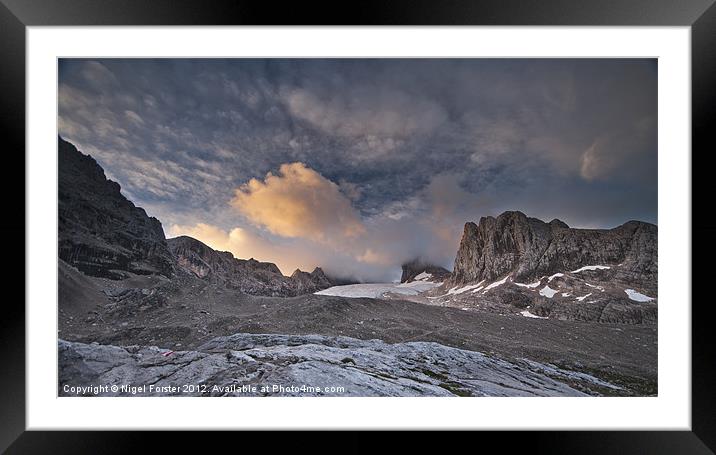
xmin=315 ymin=280 xmax=441 ymax=298
xmin=539 ymin=285 xmax=558 ymax=298
xmin=624 ymin=289 xmax=655 ymax=302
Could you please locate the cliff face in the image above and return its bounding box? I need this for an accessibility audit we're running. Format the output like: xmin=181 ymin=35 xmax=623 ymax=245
xmin=58 ymin=137 xmax=174 ymax=279
xmin=450 ymin=211 xmax=657 ymax=288
xmin=427 ymin=211 xmax=658 ymax=324
xmin=168 ymin=235 xmax=333 ymax=296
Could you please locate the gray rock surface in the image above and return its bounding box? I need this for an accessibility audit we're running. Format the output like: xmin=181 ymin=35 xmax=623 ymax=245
xmin=59 ymin=333 xmax=622 ymax=397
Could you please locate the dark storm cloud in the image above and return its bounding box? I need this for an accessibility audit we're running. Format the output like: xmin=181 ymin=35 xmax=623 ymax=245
xmin=58 ymin=58 xmax=657 ymax=281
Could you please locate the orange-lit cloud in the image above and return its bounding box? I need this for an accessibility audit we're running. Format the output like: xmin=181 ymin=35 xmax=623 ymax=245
xmin=168 ymin=170 xmax=492 ymax=282
xmin=230 ymin=162 xmax=366 ymax=244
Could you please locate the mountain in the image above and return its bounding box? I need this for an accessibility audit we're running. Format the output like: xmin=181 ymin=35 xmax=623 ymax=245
xmin=168 ymin=235 xmax=332 ymax=296
xmin=431 ymin=211 xmax=657 ymax=324
xmin=289 ymin=267 xmax=333 ymax=294
xmin=58 ymin=137 xmax=332 ymax=296
xmin=400 ymin=258 xmax=451 ymax=283
xmin=58 ymin=137 xmax=174 ymax=279
xmin=451 ymin=211 xmax=657 ymax=291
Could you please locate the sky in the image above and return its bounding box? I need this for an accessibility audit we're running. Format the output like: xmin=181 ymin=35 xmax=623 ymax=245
xmin=58 ymin=58 xmax=657 ymax=282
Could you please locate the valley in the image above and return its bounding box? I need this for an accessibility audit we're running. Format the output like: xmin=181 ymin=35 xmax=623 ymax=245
xmin=57 ymin=137 xmax=658 ymax=397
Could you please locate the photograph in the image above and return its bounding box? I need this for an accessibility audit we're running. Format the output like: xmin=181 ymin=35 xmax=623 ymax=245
xmin=57 ymin=57 xmax=658 ymax=398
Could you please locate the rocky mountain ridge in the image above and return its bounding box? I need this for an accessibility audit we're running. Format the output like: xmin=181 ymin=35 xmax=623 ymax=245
xmin=58 ymin=137 xmax=333 ymax=296
xmin=450 ymin=210 xmax=656 ymax=290
xmin=168 ymin=235 xmax=333 ymax=296
xmin=421 ymin=211 xmax=658 ymax=324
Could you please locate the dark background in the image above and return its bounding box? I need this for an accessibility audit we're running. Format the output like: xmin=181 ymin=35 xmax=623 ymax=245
xmin=2 ymin=0 xmax=714 ymax=453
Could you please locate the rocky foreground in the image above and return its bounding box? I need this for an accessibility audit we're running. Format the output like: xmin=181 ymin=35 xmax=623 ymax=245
xmin=59 ymin=333 xmax=626 ymax=397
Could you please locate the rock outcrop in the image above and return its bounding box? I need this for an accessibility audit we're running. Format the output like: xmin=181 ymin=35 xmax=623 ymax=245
xmin=428 ymin=211 xmax=658 ymax=324
xmin=59 ymin=333 xmax=626 ymax=397
xmin=450 ymin=211 xmax=657 ymax=289
xmin=58 ymin=137 xmax=174 ymax=279
xmin=400 ymin=258 xmax=451 ymax=283
xmin=167 ymin=235 xmax=333 ymax=296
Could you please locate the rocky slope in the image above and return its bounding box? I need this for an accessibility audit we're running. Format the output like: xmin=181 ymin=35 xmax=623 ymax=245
xmin=429 ymin=211 xmax=657 ymax=324
xmin=400 ymin=258 xmax=451 ymax=283
xmin=58 ymin=137 xmax=174 ymax=278
xmin=59 ymin=333 xmax=627 ymax=397
xmin=168 ymin=235 xmax=333 ymax=296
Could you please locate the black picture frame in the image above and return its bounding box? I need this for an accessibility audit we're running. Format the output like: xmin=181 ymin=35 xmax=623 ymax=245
xmin=4 ymin=0 xmax=713 ymax=452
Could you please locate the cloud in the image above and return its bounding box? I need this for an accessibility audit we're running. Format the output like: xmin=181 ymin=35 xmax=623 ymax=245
xmin=173 ymin=171 xmax=487 ymax=281
xmin=79 ymin=61 xmax=118 ymax=89
xmin=579 ymin=116 xmax=657 ymax=183
xmin=168 ymin=222 xmax=402 ymax=281
xmin=124 ymin=110 xmax=145 ymax=126
xmin=58 ymin=58 xmax=657 ymax=280
xmin=286 ymin=86 xmax=447 ymax=139
xmin=230 ymin=162 xmax=366 ymax=243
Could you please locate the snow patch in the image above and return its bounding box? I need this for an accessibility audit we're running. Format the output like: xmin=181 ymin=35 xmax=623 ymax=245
xmin=624 ymin=289 xmax=655 ymax=302
xmin=585 ymin=283 xmax=605 ymax=292
xmin=515 ymin=281 xmax=541 ymax=289
xmin=539 ymin=285 xmax=558 ymax=298
xmin=575 ymin=293 xmax=592 ymax=302
xmin=547 ymin=273 xmax=564 ymax=282
xmin=483 ymin=276 xmax=510 ymax=292
xmin=520 ymin=310 xmax=548 ymax=319
xmin=571 ymin=265 xmax=611 ymax=273
xmin=448 ymin=281 xmax=485 ymax=295
xmin=561 ymin=292 xmax=571 ymax=297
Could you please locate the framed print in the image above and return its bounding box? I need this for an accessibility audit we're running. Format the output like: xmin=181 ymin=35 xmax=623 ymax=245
xmin=4 ymin=0 xmax=714 ymax=452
